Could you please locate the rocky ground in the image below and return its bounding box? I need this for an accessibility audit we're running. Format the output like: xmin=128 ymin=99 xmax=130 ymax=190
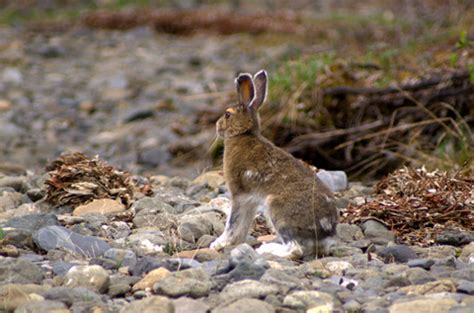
xmin=0 ymin=8 xmax=473 ymax=313
xmin=0 ymin=169 xmax=473 ymax=313
xmin=0 ymin=24 xmax=288 ymax=178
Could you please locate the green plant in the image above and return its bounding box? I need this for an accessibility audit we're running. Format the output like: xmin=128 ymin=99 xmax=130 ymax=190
xmin=456 ymin=30 xmax=469 ymax=49
xmin=436 ymin=134 xmax=470 ymax=162
xmin=116 ymin=260 xmax=124 ymax=268
xmin=379 ymin=49 xmax=399 ymax=70
xmin=270 ymin=53 xmax=335 ymax=95
xmin=450 ymin=30 xmax=474 ymax=69
xmin=163 ymin=242 xmax=179 ymax=255
xmin=468 ymin=63 xmax=474 ymax=84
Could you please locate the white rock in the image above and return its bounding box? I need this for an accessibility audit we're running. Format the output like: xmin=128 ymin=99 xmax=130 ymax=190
xmin=2 ymin=67 xmax=23 ymax=84
xmin=317 ymin=170 xmax=348 ymax=192
xmin=325 ymin=261 xmax=353 ymax=276
xmin=208 ymin=197 xmax=232 ymax=215
xmin=64 ymin=265 xmax=110 ymax=293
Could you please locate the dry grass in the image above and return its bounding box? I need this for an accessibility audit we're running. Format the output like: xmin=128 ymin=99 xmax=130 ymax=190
xmin=262 ymin=43 xmax=473 ymax=178
xmin=1 ymin=1 xmax=472 ymax=179
xmin=81 ymin=9 xmax=303 ymax=35
xmin=44 ymin=152 xmax=152 ymax=208
xmin=342 ymin=166 xmax=474 ymax=246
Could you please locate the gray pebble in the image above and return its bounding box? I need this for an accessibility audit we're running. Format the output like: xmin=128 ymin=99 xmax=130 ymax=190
xmin=407 ymin=258 xmax=435 ymax=270
xmin=33 ymin=225 xmax=111 ymax=258
xmin=456 ymin=279 xmax=474 ymax=295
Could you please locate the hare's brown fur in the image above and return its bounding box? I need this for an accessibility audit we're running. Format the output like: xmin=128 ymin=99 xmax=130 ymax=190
xmin=210 ymin=71 xmax=338 ymax=259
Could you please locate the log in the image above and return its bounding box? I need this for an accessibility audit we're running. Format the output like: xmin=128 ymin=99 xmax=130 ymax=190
xmin=323 ymin=71 xmax=471 ymax=97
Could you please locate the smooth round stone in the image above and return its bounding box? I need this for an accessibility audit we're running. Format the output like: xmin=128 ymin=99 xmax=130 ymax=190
xmin=213 ymin=298 xmax=275 ymax=313
xmin=173 ymin=297 xmax=210 ymax=313
xmin=51 ymin=261 xmax=77 ymax=276
xmin=316 ymin=170 xmax=348 ymax=192
xmin=175 ymin=248 xmax=221 ymax=262
xmin=0 ymin=258 xmax=43 ymax=284
xmin=343 ymin=299 xmax=362 ymax=313
xmin=326 ymin=261 xmax=354 ymax=276
xmin=132 ymin=267 xmax=171 ymax=291
xmin=435 ymin=230 xmax=474 ymax=246
xmin=108 ymin=282 xmax=131 ymax=297
xmin=213 ymin=244 xmax=269 ymax=286
xmin=283 ymin=290 xmax=337 ymax=310
xmin=43 ymin=287 xmax=102 ymax=306
xmin=15 ymin=300 xmax=67 ymax=313
xmin=378 ymin=245 xmax=417 ymax=263
xmin=192 ymin=171 xmax=225 ymax=189
xmin=104 ymin=248 xmax=137 ymax=268
xmin=218 ymin=279 xmax=279 ymax=302
xmin=64 ymin=265 xmax=110 ymax=293
xmin=33 ymin=225 xmax=111 ymax=258
xmin=406 ymin=268 xmax=436 ymax=285
xmin=336 ymin=223 xmax=365 ymax=243
xmin=0 ymin=284 xmax=50 ymax=312
xmin=73 ymin=198 xmax=126 ymax=216
xmin=388 ymin=296 xmax=457 ymax=313
xmin=361 ymin=220 xmax=395 ymax=244
xmin=153 ymin=268 xmax=212 ymax=298
xmin=5 ymin=213 xmax=59 ymax=233
xmin=119 ymin=296 xmax=174 ymax=313
xmin=407 ymin=258 xmax=435 ymax=270
xmin=457 ymin=279 xmax=474 ymax=295
xmin=0 ymin=176 xmax=28 ymax=192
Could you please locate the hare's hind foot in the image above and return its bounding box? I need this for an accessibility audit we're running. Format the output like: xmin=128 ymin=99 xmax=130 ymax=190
xmin=256 ymin=240 xmax=303 ymax=260
xmin=256 ymin=236 xmax=337 ymax=260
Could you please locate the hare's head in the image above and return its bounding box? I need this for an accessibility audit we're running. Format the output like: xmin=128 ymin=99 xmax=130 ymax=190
xmin=217 ymin=70 xmax=268 ymax=138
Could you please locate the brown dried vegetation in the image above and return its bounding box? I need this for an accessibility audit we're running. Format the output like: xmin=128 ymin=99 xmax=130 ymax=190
xmin=342 ymin=167 xmax=474 ymax=246
xmin=275 ymin=68 xmax=474 ymax=178
xmin=82 ymin=9 xmax=301 ymax=35
xmin=45 ymin=152 xmax=152 ymax=208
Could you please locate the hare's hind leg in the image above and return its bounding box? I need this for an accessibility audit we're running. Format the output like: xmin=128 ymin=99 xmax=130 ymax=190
xmin=257 ymin=194 xmax=336 ymax=259
xmin=256 ymin=195 xmax=304 ymax=259
xmin=210 ymin=194 xmax=260 ymax=250
xmin=256 ymin=240 xmax=303 ymax=259
xmin=257 ymin=237 xmax=335 ymax=259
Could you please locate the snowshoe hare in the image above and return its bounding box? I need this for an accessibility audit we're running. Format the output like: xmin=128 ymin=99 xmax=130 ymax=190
xmin=210 ymin=70 xmax=338 ymax=259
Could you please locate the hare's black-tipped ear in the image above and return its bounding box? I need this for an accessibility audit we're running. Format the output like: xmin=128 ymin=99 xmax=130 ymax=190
xmin=235 ymin=73 xmax=255 ymax=109
xmin=249 ymin=70 xmax=268 ymax=111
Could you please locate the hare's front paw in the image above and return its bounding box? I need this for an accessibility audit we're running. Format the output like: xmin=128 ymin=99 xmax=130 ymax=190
xmin=210 ymin=235 xmax=231 ymax=251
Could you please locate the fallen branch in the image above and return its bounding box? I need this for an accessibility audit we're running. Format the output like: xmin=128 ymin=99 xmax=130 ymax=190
xmin=323 ymin=71 xmax=470 ymax=97
xmin=279 ymin=69 xmax=473 ymax=176
xmin=286 ymin=120 xmax=384 ymax=152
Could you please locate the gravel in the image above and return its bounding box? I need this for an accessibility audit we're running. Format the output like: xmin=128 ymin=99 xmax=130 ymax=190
xmin=0 ymin=17 xmax=471 ymax=313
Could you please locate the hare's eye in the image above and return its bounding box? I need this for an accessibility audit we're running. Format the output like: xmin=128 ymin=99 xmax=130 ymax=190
xmin=224 ymin=111 xmax=231 ymax=119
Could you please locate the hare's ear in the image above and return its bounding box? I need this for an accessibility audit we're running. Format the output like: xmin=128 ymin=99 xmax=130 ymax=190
xmin=235 ymin=73 xmax=255 ymax=109
xmin=249 ymin=70 xmax=268 ymax=111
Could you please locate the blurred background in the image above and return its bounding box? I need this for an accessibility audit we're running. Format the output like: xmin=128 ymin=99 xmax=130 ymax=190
xmin=0 ymin=0 xmax=472 ymax=180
